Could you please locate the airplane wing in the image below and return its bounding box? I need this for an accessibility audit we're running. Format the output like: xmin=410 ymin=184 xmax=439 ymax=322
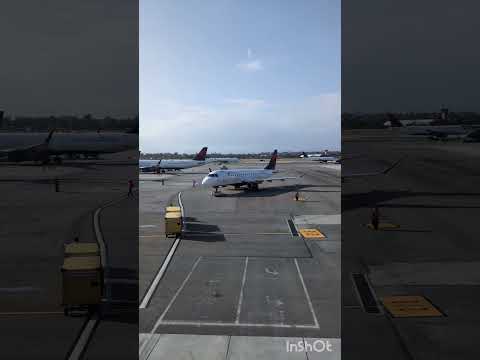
xmin=0 ymin=129 xmax=55 ymax=161
xmin=264 ymin=176 xmax=298 ymax=182
xmin=342 ymin=158 xmax=402 ymax=178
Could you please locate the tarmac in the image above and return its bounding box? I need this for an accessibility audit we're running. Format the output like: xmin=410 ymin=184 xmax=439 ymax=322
xmin=0 ymin=150 xmax=138 ymax=359
xmin=139 ymin=159 xmax=341 ymax=359
xmin=342 ymin=129 xmax=480 ymax=359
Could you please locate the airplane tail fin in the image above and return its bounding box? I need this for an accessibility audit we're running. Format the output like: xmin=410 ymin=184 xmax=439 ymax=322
xmin=44 ymin=129 xmax=55 ymax=144
xmin=193 ymin=147 xmax=208 ymax=161
xmin=265 ymin=149 xmax=278 ymax=170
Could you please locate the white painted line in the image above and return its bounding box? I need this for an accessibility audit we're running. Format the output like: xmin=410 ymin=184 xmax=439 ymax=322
xmin=178 ymin=191 xmax=185 ymax=218
xmin=68 ymin=316 xmax=99 ymax=360
xmin=140 ymin=257 xmax=202 ymax=356
xmin=139 ymin=237 xmax=181 ymax=309
xmin=286 ymin=218 xmax=294 ymax=236
xmin=294 ymin=258 xmax=320 ymax=329
xmin=155 ymin=257 xmax=202 ymax=326
xmin=157 ymin=320 xmax=318 ymax=329
xmin=92 ymin=195 xmax=126 ymax=269
xmin=351 ymin=273 xmax=383 ymax=315
xmin=93 ymin=206 xmax=107 ymax=268
xmin=235 ymin=257 xmax=249 ymax=324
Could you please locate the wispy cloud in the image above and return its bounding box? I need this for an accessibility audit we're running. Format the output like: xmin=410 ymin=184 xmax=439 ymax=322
xmin=224 ymin=98 xmax=267 ymax=107
xmin=237 ymin=59 xmax=263 ymax=72
xmin=237 ymin=49 xmax=263 ymax=72
xmin=140 ymin=93 xmax=340 ymax=153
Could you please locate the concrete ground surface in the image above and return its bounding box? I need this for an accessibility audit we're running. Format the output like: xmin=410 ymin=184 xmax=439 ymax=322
xmin=139 ymin=159 xmax=341 ymax=359
xmin=0 ymin=150 xmax=138 ymax=359
xmin=342 ymin=129 xmax=480 ymax=359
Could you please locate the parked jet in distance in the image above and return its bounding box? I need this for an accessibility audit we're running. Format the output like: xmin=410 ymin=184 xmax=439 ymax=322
xmin=300 ymin=151 xmax=340 ymax=163
xmin=205 ymin=157 xmax=240 ymax=164
xmin=139 ymin=159 xmax=161 ymax=172
xmin=384 ymin=114 xmax=480 ymax=140
xmin=201 ymin=149 xmax=296 ymax=192
xmin=140 ymin=147 xmax=208 ymax=172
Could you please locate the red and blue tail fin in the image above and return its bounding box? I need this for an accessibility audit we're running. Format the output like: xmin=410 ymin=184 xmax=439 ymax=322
xmin=265 ymin=149 xmax=277 ymax=170
xmin=193 ymin=147 xmax=208 ymax=161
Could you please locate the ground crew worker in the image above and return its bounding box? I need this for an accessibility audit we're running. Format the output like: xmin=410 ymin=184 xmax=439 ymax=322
xmin=371 ymin=206 xmax=380 ymax=230
xmin=161 ymin=179 xmax=165 ymax=185
xmin=128 ymin=179 xmax=134 ymax=197
xmin=295 ymin=191 xmax=300 ymax=201
xmin=193 ymin=179 xmax=196 ymax=187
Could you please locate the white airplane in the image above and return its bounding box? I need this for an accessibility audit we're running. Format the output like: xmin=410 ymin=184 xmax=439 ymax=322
xmin=300 ymin=151 xmax=340 ymax=163
xmin=0 ymin=129 xmax=137 ymax=163
xmin=140 ymin=147 xmax=208 ymax=173
xmin=205 ymin=157 xmax=240 ymax=164
xmin=201 ymin=149 xmax=296 ymax=192
xmin=384 ymin=114 xmax=479 ymax=140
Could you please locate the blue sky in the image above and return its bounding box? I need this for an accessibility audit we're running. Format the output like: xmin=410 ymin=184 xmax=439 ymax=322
xmin=140 ymin=0 xmax=340 ymax=153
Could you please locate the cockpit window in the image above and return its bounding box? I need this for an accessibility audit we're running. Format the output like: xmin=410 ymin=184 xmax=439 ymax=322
xmin=208 ymin=173 xmax=218 ymax=177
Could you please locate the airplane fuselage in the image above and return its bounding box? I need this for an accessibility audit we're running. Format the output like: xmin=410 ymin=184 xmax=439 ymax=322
xmin=158 ymin=159 xmax=205 ymax=170
xmin=0 ymin=132 xmax=136 ymax=156
xmin=202 ymin=168 xmax=274 ymax=188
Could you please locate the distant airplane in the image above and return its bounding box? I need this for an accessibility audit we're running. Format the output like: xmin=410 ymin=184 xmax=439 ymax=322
xmin=384 ymin=114 xmax=479 ymax=140
xmin=139 ymin=147 xmax=208 ymax=173
xmin=300 ymin=151 xmax=340 ymax=163
xmin=139 ymin=159 xmax=161 ymax=172
xmin=0 ymin=129 xmax=137 ymax=163
xmin=201 ymin=149 xmax=296 ymax=192
xmin=205 ymin=157 xmax=240 ymax=164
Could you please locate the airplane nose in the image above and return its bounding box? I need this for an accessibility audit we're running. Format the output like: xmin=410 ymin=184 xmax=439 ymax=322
xmin=201 ymin=177 xmax=209 ymax=186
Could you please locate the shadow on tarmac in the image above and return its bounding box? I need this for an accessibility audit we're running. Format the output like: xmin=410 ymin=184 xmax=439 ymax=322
xmin=214 ymin=184 xmax=320 ymax=198
xmin=343 ymin=190 xmax=480 ymax=212
xmin=183 ymin=218 xmax=226 ymax=242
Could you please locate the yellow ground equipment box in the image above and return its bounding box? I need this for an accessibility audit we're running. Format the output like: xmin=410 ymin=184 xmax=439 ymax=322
xmin=62 ymin=256 xmax=102 ymax=315
xmin=64 ymin=242 xmax=100 ymax=257
xmin=166 ymin=206 xmax=181 ymax=214
xmin=165 ymin=211 xmax=182 ymax=237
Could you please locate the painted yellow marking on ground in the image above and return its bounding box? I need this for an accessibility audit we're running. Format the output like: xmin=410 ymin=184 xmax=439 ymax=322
xmin=381 ymin=296 xmax=443 ymax=317
xmin=299 ymin=228 xmax=326 ymax=239
xmin=367 ymin=223 xmax=400 ymax=230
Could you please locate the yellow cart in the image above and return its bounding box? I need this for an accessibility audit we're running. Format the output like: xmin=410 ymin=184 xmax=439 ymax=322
xmin=62 ymin=256 xmax=102 ymax=316
xmin=165 ymin=211 xmax=182 ymax=238
xmin=166 ymin=206 xmax=181 ymax=214
xmin=64 ymin=242 xmax=99 ymax=257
